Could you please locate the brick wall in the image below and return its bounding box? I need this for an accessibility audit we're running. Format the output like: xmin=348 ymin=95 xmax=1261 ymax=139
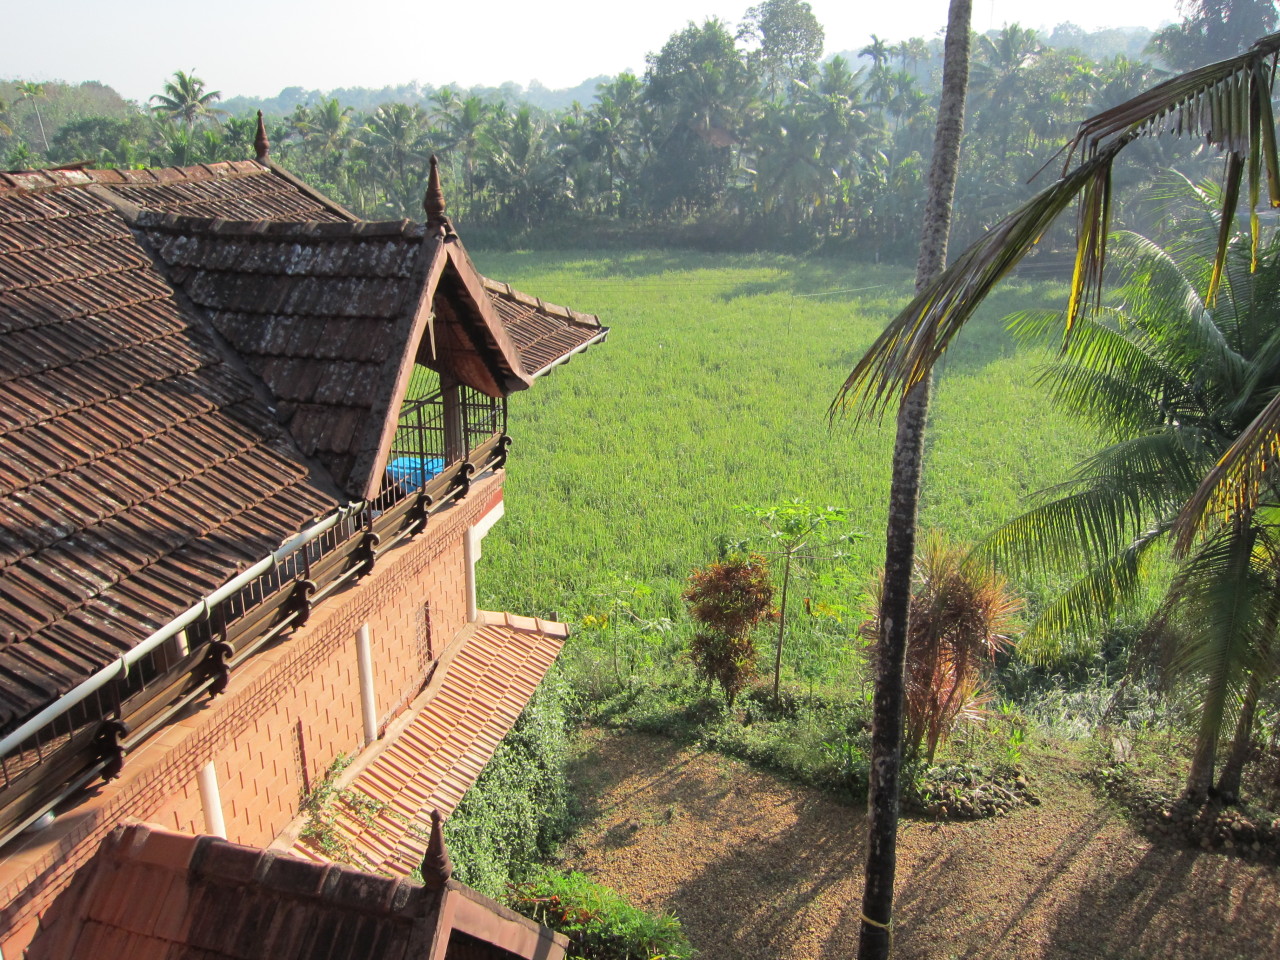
xmin=0 ymin=475 xmax=505 ymax=955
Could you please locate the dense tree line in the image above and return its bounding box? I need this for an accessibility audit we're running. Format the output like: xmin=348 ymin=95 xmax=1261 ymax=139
xmin=0 ymin=2 xmax=1265 ymax=255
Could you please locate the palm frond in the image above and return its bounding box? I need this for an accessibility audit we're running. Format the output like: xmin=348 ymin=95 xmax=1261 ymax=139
xmin=1175 ymin=388 xmax=1280 ymax=550
xmin=832 ymin=143 xmax=1127 ymax=419
xmin=1106 ymin=233 xmax=1240 ymax=379
xmin=834 ymin=32 xmax=1280 ymax=421
xmin=1018 ymin=525 xmax=1167 ymax=663
xmin=980 ymin=430 xmax=1194 ymax=576
xmin=1157 ymin=526 xmax=1264 ymax=731
xmin=1029 ymin=313 xmax=1188 ymax=437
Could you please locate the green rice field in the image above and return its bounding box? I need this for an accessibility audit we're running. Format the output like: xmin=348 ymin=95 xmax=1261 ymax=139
xmin=469 ymin=249 xmax=1090 ymax=641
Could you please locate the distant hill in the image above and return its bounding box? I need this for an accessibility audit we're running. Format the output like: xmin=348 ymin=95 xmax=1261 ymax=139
xmin=220 ymin=74 xmax=613 ymax=118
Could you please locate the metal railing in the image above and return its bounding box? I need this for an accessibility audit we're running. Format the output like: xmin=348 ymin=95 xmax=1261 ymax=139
xmin=0 ymin=389 xmax=509 ymax=849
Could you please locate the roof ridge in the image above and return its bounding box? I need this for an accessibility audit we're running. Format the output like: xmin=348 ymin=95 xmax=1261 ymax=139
xmin=110 ymin=823 xmax=428 ymax=917
xmin=136 ymin=210 xmax=426 ymax=240
xmin=0 ymin=161 xmax=269 ymax=198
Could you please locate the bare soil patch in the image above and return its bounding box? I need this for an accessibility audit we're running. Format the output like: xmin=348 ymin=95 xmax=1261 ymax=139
xmin=561 ymin=728 xmax=1280 ymax=960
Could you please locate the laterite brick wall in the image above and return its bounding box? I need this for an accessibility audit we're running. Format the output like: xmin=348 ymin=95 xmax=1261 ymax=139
xmin=0 ymin=477 xmax=504 ymax=956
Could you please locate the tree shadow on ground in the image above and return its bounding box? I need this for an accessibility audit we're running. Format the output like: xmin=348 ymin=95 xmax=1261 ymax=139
xmin=665 ymin=790 xmax=867 ymax=958
xmin=566 ymin=730 xmax=1280 ymax=960
xmin=1037 ymin=838 xmax=1280 ymax=960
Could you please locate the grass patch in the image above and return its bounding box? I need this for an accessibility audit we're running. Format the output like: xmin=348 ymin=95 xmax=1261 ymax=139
xmin=471 ymin=248 xmax=1089 ymax=633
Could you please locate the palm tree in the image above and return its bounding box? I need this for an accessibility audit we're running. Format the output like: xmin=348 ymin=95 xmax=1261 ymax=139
xmin=15 ymin=82 xmax=49 ymax=152
xmin=479 ymin=106 xmax=567 ymax=228
xmin=860 ymin=34 xmax=892 ymax=70
xmin=835 ymin=33 xmax=1280 ymax=422
xmin=833 ymin=30 xmax=1280 ymax=832
xmin=585 ymin=74 xmax=648 ymax=218
xmin=150 ymin=71 xmax=226 ymax=133
xmin=435 ymin=94 xmax=493 ymax=216
xmin=296 ymin=97 xmax=360 ymax=182
xmin=363 ymin=103 xmax=432 ymax=215
xmin=985 ymin=219 xmax=1280 ymax=801
xmin=858 ymin=2 xmax=972 ymax=959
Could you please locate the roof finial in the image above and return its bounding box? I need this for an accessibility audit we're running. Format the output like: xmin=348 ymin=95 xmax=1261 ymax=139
xmin=419 ymin=809 xmax=454 ymax=891
xmin=424 ymin=156 xmax=446 ymax=225
xmin=254 ymin=111 xmax=270 ymax=162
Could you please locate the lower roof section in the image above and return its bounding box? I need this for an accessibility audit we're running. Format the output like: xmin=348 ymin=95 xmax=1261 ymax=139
xmin=284 ymin=612 xmax=566 ymax=876
xmin=26 ymin=822 xmax=565 ymax=960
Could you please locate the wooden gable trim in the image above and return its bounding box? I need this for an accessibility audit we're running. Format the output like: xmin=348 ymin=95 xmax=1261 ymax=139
xmin=443 ymin=241 xmax=533 ymax=394
xmin=351 ymin=235 xmax=449 ymax=501
xmin=428 ymin=883 xmax=567 ymax=960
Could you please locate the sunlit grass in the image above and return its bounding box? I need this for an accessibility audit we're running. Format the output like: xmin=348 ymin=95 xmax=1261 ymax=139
xmin=470 ymin=248 xmax=1091 ymax=644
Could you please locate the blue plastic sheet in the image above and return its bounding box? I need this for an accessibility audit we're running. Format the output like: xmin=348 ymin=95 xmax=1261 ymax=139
xmin=385 ymin=456 xmax=445 ymax=489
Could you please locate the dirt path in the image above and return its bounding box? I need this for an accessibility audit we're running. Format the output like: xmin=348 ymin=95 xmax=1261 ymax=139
xmin=561 ymin=729 xmax=1279 ymax=960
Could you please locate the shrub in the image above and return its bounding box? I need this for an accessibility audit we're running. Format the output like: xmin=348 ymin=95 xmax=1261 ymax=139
xmin=509 ymin=868 xmax=695 ymax=960
xmin=866 ymin=534 xmax=1022 ymax=762
xmin=683 ymin=555 xmax=775 ymax=706
xmin=443 ymin=670 xmax=574 ymax=899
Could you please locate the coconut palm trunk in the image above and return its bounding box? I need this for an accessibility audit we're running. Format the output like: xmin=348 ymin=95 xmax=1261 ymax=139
xmin=1216 ymin=668 xmax=1265 ymax=802
xmin=858 ymin=2 xmax=971 ymax=958
xmin=1216 ymin=559 xmax=1280 ymax=802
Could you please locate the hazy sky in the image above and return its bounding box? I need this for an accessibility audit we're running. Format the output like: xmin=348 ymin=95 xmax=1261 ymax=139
xmin=10 ymin=0 xmax=1182 ymax=104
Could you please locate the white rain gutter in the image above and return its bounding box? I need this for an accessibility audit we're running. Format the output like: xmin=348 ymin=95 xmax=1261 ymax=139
xmin=529 ymin=329 xmax=609 ymax=380
xmin=0 ymin=501 xmax=365 ymax=758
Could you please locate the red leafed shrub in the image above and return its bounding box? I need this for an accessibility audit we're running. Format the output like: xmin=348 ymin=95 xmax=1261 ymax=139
xmin=683 ymin=555 xmax=776 ymax=706
xmin=867 ymin=534 xmax=1022 ymax=762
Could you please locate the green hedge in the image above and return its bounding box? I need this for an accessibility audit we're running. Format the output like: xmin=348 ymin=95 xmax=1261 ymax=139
xmin=510 ymin=868 xmax=695 ymax=960
xmin=443 ymin=670 xmax=574 ymax=899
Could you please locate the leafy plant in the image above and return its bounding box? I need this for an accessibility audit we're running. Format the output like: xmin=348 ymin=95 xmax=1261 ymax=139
xmin=683 ymin=555 xmax=776 ymax=706
xmin=509 ymin=867 xmax=695 ymax=960
xmin=579 ymin=575 xmax=675 ymax=691
xmin=298 ymin=753 xmax=355 ymax=860
xmin=444 ymin=671 xmax=574 ymax=899
xmin=736 ymin=499 xmax=858 ymax=704
xmin=866 ymin=533 xmax=1022 ymax=763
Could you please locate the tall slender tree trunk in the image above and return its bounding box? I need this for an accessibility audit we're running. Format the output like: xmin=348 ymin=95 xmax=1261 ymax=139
xmin=858 ymin=3 xmax=971 ymax=958
xmin=1216 ymin=668 xmax=1265 ymax=802
xmin=1216 ymin=564 xmax=1280 ymax=802
xmin=1185 ymin=697 xmax=1223 ymax=804
xmin=773 ymin=551 xmax=794 ymax=706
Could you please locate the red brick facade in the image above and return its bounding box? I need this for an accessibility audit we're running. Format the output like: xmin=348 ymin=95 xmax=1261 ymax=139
xmin=0 ymin=475 xmax=505 ymax=957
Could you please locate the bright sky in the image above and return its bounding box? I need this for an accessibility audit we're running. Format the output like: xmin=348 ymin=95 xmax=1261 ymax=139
xmin=9 ymin=0 xmax=1182 ymax=104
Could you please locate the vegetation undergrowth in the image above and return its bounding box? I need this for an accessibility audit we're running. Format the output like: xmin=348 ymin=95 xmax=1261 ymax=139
xmin=298 ymin=754 xmax=389 ymax=863
xmin=1086 ymin=727 xmax=1280 ymax=862
xmin=443 ymin=669 xmax=575 ymax=899
xmin=509 ymin=867 xmax=695 ymax=960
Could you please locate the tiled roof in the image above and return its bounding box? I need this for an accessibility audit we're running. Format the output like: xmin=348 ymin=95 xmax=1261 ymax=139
xmin=0 ymin=161 xmax=352 ymax=223
xmin=0 ymin=159 xmax=604 ymax=730
xmin=0 ymin=183 xmax=333 ymax=730
xmin=484 ymin=280 xmax=608 ymax=377
xmin=26 ymin=822 xmax=565 ymax=960
xmin=287 ymin=614 xmax=566 ymax=876
xmin=142 ymin=214 xmax=429 ymax=495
